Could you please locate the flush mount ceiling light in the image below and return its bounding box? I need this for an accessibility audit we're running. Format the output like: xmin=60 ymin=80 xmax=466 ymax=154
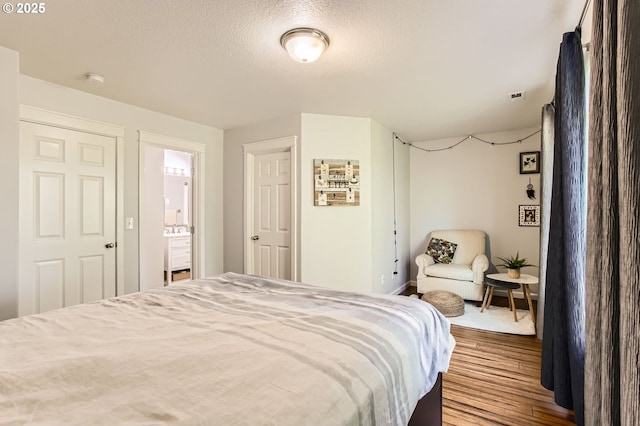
xmin=280 ymin=27 xmax=329 ymax=63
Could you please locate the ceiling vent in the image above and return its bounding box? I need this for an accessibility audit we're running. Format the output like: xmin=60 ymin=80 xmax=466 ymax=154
xmin=509 ymin=91 xmax=525 ymax=102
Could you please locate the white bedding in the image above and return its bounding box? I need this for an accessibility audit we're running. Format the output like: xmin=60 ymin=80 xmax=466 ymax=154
xmin=0 ymin=272 xmax=454 ymax=425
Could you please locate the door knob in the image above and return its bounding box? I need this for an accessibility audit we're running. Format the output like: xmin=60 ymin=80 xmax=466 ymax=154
xmin=105 ymin=242 xmax=115 ymax=248
xmin=251 ymin=235 xmax=259 ymax=241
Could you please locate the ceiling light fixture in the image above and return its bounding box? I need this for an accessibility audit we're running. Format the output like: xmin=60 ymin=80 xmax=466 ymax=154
xmin=84 ymin=72 xmax=105 ymax=84
xmin=280 ymin=27 xmax=329 ymax=63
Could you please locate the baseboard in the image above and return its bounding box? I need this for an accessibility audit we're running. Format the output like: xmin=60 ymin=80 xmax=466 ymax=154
xmin=389 ymin=281 xmax=411 ymax=295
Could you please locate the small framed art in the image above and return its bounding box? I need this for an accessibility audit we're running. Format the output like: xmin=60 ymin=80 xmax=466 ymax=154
xmin=519 ymin=151 xmax=540 ymax=174
xmin=519 ymin=205 xmax=540 ymax=227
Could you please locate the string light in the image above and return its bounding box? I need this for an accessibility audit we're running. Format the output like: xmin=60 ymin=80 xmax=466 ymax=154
xmin=393 ymin=129 xmax=542 ymax=153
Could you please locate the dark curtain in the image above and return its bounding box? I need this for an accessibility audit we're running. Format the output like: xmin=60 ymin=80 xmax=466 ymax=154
xmin=541 ymin=31 xmax=586 ymax=425
xmin=585 ymin=1 xmax=640 ymax=425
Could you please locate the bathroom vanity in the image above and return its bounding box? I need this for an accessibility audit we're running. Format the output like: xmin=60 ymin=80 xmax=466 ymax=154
xmin=164 ymin=233 xmax=191 ymax=285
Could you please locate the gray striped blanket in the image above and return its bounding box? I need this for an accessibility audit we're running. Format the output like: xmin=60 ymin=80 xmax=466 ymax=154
xmin=0 ymin=272 xmax=454 ymax=425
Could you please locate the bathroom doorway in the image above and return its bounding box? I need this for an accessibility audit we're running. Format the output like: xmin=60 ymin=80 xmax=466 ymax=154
xmin=138 ymin=132 xmax=206 ymax=292
xmin=163 ymin=149 xmax=193 ymax=285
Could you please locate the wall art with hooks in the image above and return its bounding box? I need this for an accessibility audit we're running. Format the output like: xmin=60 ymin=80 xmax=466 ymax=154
xmin=314 ymin=159 xmax=360 ymax=206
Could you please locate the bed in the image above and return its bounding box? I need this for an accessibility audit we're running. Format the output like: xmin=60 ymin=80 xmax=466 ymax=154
xmin=0 ymin=272 xmax=454 ymax=425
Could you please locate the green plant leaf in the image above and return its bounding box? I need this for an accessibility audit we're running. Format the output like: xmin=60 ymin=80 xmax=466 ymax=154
xmin=496 ymin=251 xmax=536 ymax=268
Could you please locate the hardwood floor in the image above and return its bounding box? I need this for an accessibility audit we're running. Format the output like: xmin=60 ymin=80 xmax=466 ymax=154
xmin=401 ymin=287 xmax=574 ymax=425
xmin=443 ymin=325 xmax=576 ymax=425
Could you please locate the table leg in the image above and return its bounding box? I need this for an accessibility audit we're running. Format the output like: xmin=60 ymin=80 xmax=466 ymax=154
xmin=480 ymin=285 xmax=491 ymax=312
xmin=486 ymin=287 xmax=495 ymax=310
xmin=523 ymin=284 xmax=536 ymax=323
xmin=508 ymin=290 xmax=518 ymax=322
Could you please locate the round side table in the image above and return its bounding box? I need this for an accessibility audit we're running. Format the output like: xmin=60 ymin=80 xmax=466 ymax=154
xmin=483 ymin=273 xmax=538 ymax=324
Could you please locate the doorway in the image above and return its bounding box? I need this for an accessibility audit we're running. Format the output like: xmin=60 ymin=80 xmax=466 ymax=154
xmin=138 ymin=132 xmax=205 ymax=292
xmin=163 ymin=149 xmax=193 ymax=285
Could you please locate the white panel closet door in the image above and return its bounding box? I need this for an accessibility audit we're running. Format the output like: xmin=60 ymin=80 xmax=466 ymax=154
xmin=252 ymin=151 xmax=291 ymax=280
xmin=19 ymin=122 xmax=117 ymax=316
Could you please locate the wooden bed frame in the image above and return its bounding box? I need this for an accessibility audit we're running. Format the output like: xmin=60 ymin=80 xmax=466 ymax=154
xmin=408 ymin=372 xmax=443 ymax=426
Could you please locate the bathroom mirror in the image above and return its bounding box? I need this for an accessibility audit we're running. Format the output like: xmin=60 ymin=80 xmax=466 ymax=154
xmin=164 ymin=175 xmax=190 ymax=226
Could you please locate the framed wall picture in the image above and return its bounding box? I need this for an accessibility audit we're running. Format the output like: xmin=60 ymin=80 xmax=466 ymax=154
xmin=314 ymin=159 xmax=360 ymax=206
xmin=520 ymin=151 xmax=540 ymax=174
xmin=519 ymin=204 xmax=540 ymax=227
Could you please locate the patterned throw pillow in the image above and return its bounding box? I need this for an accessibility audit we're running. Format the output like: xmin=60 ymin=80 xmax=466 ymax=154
xmin=426 ymin=238 xmax=458 ymax=264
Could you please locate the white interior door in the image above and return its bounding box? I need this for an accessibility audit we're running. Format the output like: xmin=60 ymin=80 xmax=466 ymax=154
xmin=252 ymin=151 xmax=291 ymax=279
xmin=139 ymin=144 xmax=165 ymax=291
xmin=19 ymin=122 xmax=116 ymax=316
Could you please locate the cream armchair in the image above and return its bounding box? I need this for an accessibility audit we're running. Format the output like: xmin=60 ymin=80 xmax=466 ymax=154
xmin=415 ymin=229 xmax=489 ymax=301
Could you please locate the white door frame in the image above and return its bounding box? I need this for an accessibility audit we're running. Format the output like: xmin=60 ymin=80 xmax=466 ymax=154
xmin=243 ymin=136 xmax=298 ymax=281
xmin=19 ymin=105 xmax=126 ymax=296
xmin=138 ymin=131 xmax=206 ymax=285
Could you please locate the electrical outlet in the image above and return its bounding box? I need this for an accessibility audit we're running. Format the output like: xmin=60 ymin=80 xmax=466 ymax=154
xmin=381 ymin=274 xmax=385 ymax=285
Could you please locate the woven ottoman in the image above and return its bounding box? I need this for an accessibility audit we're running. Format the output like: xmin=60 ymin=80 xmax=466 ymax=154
xmin=422 ymin=290 xmax=465 ymax=317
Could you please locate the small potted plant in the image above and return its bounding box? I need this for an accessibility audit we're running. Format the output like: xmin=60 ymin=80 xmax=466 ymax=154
xmin=496 ymin=252 xmax=535 ymax=279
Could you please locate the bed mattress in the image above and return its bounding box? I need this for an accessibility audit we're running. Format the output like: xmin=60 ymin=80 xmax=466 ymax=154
xmin=0 ymin=272 xmax=454 ymax=425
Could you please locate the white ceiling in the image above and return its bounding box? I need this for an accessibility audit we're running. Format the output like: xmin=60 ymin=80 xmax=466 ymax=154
xmin=0 ymin=0 xmax=586 ymax=141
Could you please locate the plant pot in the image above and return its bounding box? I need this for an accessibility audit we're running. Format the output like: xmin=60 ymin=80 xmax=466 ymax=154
xmin=507 ymin=268 xmax=521 ymax=279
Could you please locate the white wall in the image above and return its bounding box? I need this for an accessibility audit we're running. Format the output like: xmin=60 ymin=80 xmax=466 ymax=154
xmin=370 ymin=121 xmax=410 ymax=293
xmin=0 ymin=47 xmax=20 ymax=320
xmin=164 ymin=149 xmax=192 ymax=172
xmin=410 ymin=126 xmax=541 ymax=294
xmin=223 ymin=113 xmax=408 ymax=295
xmin=395 ymin=138 xmax=411 ymax=290
xmin=223 ymin=114 xmax=301 ymax=275
xmin=18 ymin=75 xmax=224 ymax=296
xmin=300 ymin=114 xmax=373 ymax=292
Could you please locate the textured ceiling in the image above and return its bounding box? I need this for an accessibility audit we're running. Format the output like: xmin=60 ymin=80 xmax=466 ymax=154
xmin=0 ymin=0 xmax=586 ymax=141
